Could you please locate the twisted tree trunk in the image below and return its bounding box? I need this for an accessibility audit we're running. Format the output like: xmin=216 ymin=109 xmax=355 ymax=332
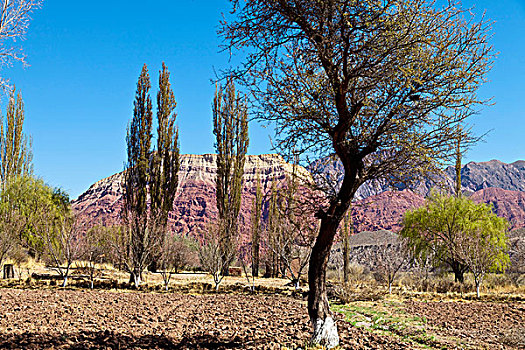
xmin=308 ymin=218 xmax=340 ymax=348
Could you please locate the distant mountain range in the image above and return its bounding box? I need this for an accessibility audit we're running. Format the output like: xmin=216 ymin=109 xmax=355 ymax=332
xmin=72 ymin=155 xmax=525 ymax=237
xmin=312 ymin=158 xmax=525 ymax=200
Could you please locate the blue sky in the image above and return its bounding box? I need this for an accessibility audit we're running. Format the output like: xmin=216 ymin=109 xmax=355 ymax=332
xmin=2 ymin=0 xmax=524 ymax=199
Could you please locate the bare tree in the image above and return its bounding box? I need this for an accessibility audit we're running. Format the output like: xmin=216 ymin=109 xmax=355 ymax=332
xmin=78 ymin=224 xmax=109 ymax=289
xmin=38 ymin=205 xmax=82 ymax=288
xmin=251 ymin=171 xmax=263 ymax=277
xmin=221 ymin=0 xmax=493 ymax=346
xmin=341 ymin=210 xmax=352 ymax=283
xmin=267 ymin=162 xmax=317 ymax=289
xmin=0 ymin=0 xmax=42 ymax=89
xmin=158 ymin=234 xmax=196 ymax=291
xmin=371 ymin=238 xmax=408 ymax=294
xmin=198 ymin=224 xmax=231 ymax=291
xmin=507 ymin=230 xmax=525 ymax=287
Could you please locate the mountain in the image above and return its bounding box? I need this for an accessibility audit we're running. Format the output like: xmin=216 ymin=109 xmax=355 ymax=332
xmin=313 ymin=158 xmax=525 ymax=200
xmin=446 ymin=160 xmax=525 ymax=193
xmin=72 ymin=154 xmax=308 ymax=238
xmin=351 ymin=190 xmax=425 ymax=232
xmin=470 ymin=187 xmax=525 ymax=230
xmin=73 ymin=155 xmax=525 ymax=236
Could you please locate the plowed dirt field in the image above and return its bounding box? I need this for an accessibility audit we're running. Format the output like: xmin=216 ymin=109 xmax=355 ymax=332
xmin=0 ymin=289 xmax=522 ymax=349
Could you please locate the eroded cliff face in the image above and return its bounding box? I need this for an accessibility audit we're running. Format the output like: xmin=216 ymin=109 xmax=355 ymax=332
xmin=470 ymin=187 xmax=525 ymax=230
xmin=72 ymin=154 xmax=309 ymax=238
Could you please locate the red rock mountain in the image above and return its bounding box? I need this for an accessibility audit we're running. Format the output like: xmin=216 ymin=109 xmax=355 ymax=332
xmin=72 ymin=154 xmax=309 ymax=239
xmin=72 ymin=154 xmax=525 ymax=235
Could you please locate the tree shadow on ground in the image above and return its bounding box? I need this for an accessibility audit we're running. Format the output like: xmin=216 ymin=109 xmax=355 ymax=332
xmin=0 ymin=330 xmax=249 ymax=349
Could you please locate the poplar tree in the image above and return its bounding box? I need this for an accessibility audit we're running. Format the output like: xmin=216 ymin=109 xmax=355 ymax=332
xmin=213 ymin=78 xmax=249 ymax=274
xmin=251 ymin=171 xmax=263 ymax=277
xmin=342 ymin=210 xmax=351 ymax=284
xmin=122 ymin=64 xmax=154 ymax=287
xmin=0 ymin=88 xmax=33 ymax=187
xmin=122 ymin=63 xmax=180 ymax=287
xmin=153 ymin=62 xmax=181 ymax=275
xmin=151 ymin=62 xmax=180 ymax=237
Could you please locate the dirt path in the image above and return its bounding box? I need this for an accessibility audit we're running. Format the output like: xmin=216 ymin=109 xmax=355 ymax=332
xmin=0 ymin=289 xmax=415 ymax=349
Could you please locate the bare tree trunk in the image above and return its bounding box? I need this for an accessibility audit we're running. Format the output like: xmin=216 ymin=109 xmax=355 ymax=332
xmin=451 ymin=260 xmax=467 ymax=283
xmin=61 ymin=265 xmax=71 ymax=288
xmin=132 ymin=270 xmax=141 ymax=288
xmin=308 ymin=219 xmax=340 ymax=348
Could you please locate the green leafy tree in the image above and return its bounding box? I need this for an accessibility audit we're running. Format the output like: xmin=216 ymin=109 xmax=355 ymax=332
xmin=401 ymin=193 xmax=509 ymax=297
xmin=151 ymin=62 xmax=180 ymax=234
xmin=1 ymin=176 xmax=50 ymax=255
xmin=221 ymin=0 xmax=493 ymax=345
xmin=0 ymin=88 xmax=32 ymax=187
xmin=0 ymin=175 xmax=76 ymax=286
xmin=213 ymin=77 xmax=249 ymax=275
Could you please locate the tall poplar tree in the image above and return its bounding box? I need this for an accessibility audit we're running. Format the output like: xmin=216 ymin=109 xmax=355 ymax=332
xmin=0 ymin=88 xmax=33 ymax=187
xmin=213 ymin=78 xmax=249 ymax=274
xmin=151 ymin=62 xmax=180 ymax=234
xmin=122 ymin=63 xmax=180 ymax=288
xmin=251 ymin=170 xmax=263 ymax=277
xmin=122 ymin=64 xmax=154 ymax=287
xmin=152 ymin=63 xmax=181 ymax=274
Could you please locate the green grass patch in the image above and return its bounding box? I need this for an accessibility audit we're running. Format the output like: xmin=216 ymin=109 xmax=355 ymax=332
xmin=331 ymin=300 xmax=456 ymax=349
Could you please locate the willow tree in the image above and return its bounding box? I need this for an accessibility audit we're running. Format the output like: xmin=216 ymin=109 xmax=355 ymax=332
xmin=122 ymin=63 xmax=179 ymax=287
xmin=221 ymin=0 xmax=494 ymax=346
xmin=0 ymin=88 xmax=33 ymax=187
xmin=401 ymin=193 xmax=509 ymax=297
xmin=213 ymin=78 xmax=249 ymax=274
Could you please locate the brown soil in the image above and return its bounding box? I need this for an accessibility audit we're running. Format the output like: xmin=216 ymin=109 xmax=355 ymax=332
xmin=404 ymin=300 xmax=525 ymax=349
xmin=0 ymin=288 xmax=415 ymax=349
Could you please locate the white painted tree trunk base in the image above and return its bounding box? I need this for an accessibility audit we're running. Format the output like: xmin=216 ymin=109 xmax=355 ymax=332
xmin=311 ymin=316 xmax=340 ymax=349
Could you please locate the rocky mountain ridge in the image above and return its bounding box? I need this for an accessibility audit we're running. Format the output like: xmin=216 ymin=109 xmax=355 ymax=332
xmin=72 ymin=155 xmax=525 ymax=236
xmin=72 ymin=154 xmax=306 ymax=238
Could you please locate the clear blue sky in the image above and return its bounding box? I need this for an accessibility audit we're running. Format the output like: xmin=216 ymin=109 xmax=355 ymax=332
xmin=2 ymin=0 xmax=524 ymax=199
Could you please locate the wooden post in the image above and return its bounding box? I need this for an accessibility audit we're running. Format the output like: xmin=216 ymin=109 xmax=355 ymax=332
xmin=3 ymin=264 xmax=14 ymax=279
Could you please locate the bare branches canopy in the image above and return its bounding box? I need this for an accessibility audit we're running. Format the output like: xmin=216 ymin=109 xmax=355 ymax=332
xmin=222 ymin=0 xmax=494 ymax=347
